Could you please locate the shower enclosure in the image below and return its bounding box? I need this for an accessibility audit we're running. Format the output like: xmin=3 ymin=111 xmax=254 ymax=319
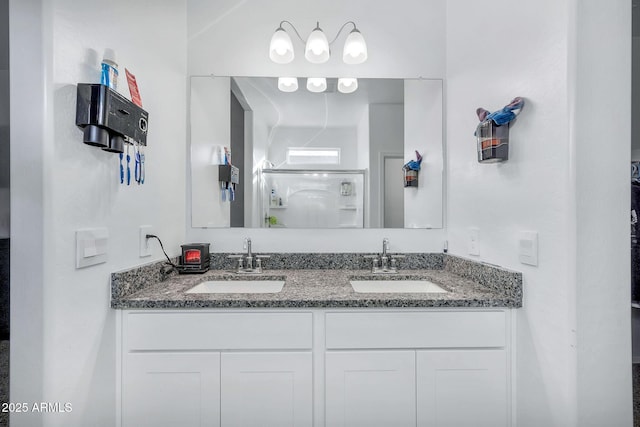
xmin=261 ymin=169 xmax=365 ymax=228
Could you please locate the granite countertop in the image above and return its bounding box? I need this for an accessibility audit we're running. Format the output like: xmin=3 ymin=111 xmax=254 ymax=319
xmin=111 ymin=254 xmax=522 ymax=309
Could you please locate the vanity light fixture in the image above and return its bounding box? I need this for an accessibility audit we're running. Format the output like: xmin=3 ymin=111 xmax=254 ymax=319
xmin=337 ymin=77 xmax=358 ymax=93
xmin=277 ymin=77 xmax=299 ymax=92
xmin=306 ymin=77 xmax=327 ymax=93
xmin=305 ymin=23 xmax=330 ymax=63
xmin=343 ymin=29 xmax=368 ymax=64
xmin=269 ymin=26 xmax=295 ymax=64
xmin=269 ymin=20 xmax=367 ymax=65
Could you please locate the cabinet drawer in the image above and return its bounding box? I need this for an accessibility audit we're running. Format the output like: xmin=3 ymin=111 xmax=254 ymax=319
xmin=325 ymin=311 xmax=506 ymax=349
xmin=125 ymin=311 xmax=313 ymax=351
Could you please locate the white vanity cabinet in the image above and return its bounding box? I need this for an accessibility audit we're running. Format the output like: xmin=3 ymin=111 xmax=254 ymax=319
xmin=119 ymin=309 xmax=512 ymax=427
xmin=325 ymin=350 xmax=417 ymax=427
xmin=220 ymin=352 xmax=312 ymax=426
xmin=324 ymin=311 xmax=510 ymax=427
xmin=120 ymin=311 xmax=314 ymax=427
xmin=416 ymin=349 xmax=508 ymax=427
xmin=123 ymin=352 xmax=221 ymax=427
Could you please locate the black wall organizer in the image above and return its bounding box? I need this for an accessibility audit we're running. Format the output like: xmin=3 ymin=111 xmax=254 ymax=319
xmin=218 ymin=164 xmax=239 ymax=185
xmin=76 ymin=83 xmax=149 ymax=153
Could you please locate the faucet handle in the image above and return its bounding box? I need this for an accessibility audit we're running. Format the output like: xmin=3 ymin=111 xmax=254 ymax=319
xmin=390 ymin=254 xmax=406 ymax=258
xmin=256 ymin=255 xmax=271 ymax=259
xmin=364 ymin=254 xmax=380 ymax=267
xmin=228 ymin=254 xmax=244 ymax=271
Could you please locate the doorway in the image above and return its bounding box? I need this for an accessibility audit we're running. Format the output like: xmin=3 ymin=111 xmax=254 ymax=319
xmin=230 ymin=92 xmax=245 ymax=227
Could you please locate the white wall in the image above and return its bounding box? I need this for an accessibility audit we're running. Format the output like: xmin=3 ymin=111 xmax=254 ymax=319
xmin=10 ymin=1 xmax=187 ymax=426
xmin=10 ymin=1 xmax=45 ymax=424
xmin=185 ymin=0 xmax=446 ymax=252
xmin=250 ymin=113 xmax=270 ymax=227
xmin=446 ymin=0 xmax=631 ymax=426
xmin=369 ymin=103 xmax=403 ymax=228
xmin=574 ymin=0 xmax=631 ymax=424
xmin=356 ymin=107 xmax=370 ymax=226
xmin=404 ymin=79 xmax=443 ymax=229
xmin=190 ymin=76 xmax=231 ymax=227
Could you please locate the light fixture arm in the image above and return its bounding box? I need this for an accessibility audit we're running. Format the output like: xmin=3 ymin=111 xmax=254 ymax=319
xmin=277 ymin=20 xmax=307 ymax=44
xmin=278 ymin=20 xmax=359 ymax=46
xmin=328 ymin=21 xmax=358 ymax=46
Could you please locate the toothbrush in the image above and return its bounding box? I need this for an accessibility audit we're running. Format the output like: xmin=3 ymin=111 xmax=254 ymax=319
xmin=119 ymin=152 xmax=124 ymax=184
xmin=140 ymin=147 xmax=145 ymax=184
xmin=126 ymin=144 xmax=131 ymax=185
xmin=134 ymin=143 xmax=141 ymax=185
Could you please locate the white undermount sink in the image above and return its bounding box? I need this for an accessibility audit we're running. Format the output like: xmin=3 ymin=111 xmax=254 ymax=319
xmin=350 ymin=280 xmax=447 ymax=294
xmin=186 ymin=280 xmax=285 ymax=294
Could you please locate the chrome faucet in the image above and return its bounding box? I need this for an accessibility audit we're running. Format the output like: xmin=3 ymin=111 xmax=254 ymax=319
xmin=228 ymin=237 xmax=270 ymax=274
xmin=244 ymin=237 xmax=253 ymax=270
xmin=381 ymin=238 xmax=390 ymax=270
xmin=365 ymin=237 xmax=405 ymax=274
xmin=245 ymin=237 xmax=252 ymax=257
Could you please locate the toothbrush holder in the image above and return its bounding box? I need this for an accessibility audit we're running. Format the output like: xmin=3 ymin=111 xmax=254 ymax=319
xmin=477 ymin=120 xmax=509 ymax=163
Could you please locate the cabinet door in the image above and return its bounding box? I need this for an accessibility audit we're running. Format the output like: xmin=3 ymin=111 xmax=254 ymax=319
xmin=417 ymin=350 xmax=508 ymax=427
xmin=123 ymin=352 xmax=220 ymax=427
xmin=325 ymin=351 xmax=416 ymax=427
xmin=220 ymin=352 xmax=312 ymax=427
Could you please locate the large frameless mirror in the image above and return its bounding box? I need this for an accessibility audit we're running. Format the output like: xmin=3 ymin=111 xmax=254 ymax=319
xmin=189 ymin=76 xmax=443 ymax=229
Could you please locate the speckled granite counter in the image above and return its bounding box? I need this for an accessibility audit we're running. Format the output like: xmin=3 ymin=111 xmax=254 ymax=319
xmin=111 ymin=254 xmax=522 ymax=309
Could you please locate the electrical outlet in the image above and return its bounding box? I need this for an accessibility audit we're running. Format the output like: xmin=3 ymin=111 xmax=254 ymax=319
xmin=468 ymin=227 xmax=480 ymax=256
xmin=139 ymin=225 xmax=153 ymax=257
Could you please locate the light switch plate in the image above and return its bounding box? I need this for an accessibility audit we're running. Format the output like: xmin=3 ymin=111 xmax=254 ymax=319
xmin=468 ymin=227 xmax=480 ymax=256
xmin=139 ymin=225 xmax=153 ymax=257
xmin=518 ymin=231 xmax=538 ymax=266
xmin=76 ymin=228 xmax=108 ymax=269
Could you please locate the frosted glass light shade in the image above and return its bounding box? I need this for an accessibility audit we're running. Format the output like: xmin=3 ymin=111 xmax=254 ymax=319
xmin=269 ymin=28 xmax=294 ymax=64
xmin=337 ymin=78 xmax=358 ymax=93
xmin=305 ymin=25 xmax=330 ymax=63
xmin=343 ymin=29 xmax=368 ymax=64
xmin=306 ymin=77 xmax=327 ymax=93
xmin=278 ymin=77 xmax=299 ymax=92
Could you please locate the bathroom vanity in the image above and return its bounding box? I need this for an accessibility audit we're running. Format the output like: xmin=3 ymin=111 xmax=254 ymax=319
xmin=112 ymin=254 xmax=521 ymax=427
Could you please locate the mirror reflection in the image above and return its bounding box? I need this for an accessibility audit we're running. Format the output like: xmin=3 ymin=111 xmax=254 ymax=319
xmin=190 ymin=76 xmax=443 ymax=229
